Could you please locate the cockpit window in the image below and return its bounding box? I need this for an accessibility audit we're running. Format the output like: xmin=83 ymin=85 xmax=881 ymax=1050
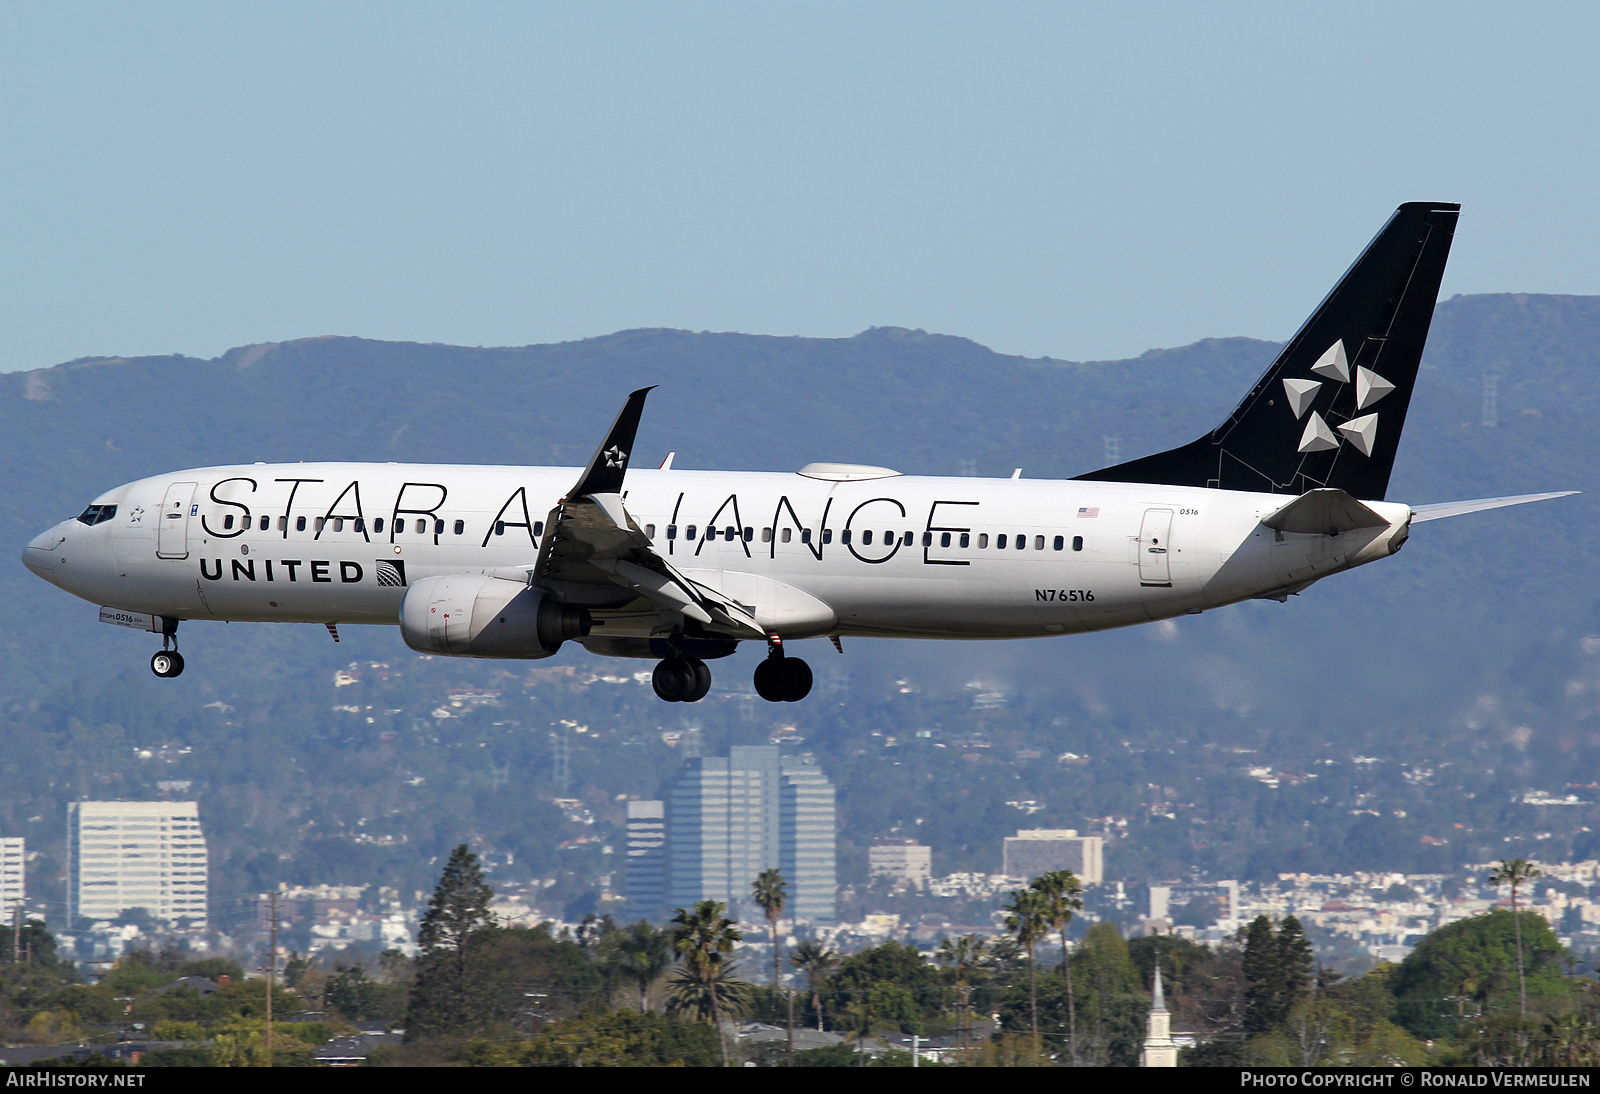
xmin=76 ymin=504 xmax=117 ymax=526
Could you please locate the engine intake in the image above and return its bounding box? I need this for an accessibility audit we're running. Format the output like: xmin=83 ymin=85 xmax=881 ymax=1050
xmin=399 ymin=574 xmax=591 ymax=659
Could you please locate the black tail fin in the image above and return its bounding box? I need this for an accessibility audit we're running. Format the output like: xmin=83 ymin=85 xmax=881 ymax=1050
xmin=1074 ymin=201 xmax=1459 ymax=500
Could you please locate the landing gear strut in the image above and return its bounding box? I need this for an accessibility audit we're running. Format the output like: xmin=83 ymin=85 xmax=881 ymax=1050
xmin=151 ymin=618 xmax=183 ymax=679
xmin=652 ymin=656 xmax=711 ymax=702
xmin=754 ymin=637 xmax=811 ymax=702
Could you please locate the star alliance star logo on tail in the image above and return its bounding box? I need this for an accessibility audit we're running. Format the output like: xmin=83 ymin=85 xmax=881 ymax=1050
xmin=604 ymin=446 xmax=628 ymax=469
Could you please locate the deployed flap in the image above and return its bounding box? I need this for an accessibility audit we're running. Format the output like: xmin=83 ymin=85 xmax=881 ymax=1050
xmin=1262 ymin=488 xmax=1391 ymax=535
xmin=1409 ymin=491 xmax=1578 ymax=523
xmin=532 ymin=388 xmax=765 ymax=638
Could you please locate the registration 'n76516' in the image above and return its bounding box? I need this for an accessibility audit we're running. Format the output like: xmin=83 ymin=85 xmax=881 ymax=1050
xmin=1036 ymin=589 xmax=1094 ymax=602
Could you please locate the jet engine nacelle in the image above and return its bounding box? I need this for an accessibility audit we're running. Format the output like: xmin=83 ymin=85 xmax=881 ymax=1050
xmin=399 ymin=574 xmax=591 ymax=659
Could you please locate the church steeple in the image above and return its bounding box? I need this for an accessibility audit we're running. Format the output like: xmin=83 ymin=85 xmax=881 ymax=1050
xmin=1142 ymin=963 xmax=1178 ymax=1067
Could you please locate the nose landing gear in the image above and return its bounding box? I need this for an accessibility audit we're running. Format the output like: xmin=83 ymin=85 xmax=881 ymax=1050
xmin=652 ymin=655 xmax=712 ymax=703
xmin=754 ymin=637 xmax=811 ymax=702
xmin=150 ymin=618 xmax=183 ymax=678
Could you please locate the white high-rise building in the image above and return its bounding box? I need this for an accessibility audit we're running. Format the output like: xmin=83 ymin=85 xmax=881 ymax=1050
xmin=68 ymin=802 xmax=208 ymax=928
xmin=0 ymin=838 xmax=24 ymax=922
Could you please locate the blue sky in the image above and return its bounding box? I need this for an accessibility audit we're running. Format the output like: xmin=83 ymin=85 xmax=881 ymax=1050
xmin=3 ymin=2 xmax=1598 ymax=370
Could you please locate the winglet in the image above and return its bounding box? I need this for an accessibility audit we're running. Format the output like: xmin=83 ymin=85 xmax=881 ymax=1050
xmin=568 ymin=387 xmax=655 ymax=498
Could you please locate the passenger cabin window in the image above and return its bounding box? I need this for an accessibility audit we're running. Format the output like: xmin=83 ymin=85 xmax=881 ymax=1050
xmin=454 ymin=520 xmax=465 ymax=535
xmin=259 ymin=515 xmax=270 ymax=531
xmin=761 ymin=527 xmax=772 ymax=542
xmin=841 ymin=530 xmax=852 ymax=545
xmin=922 ymin=532 xmax=933 ymax=547
xmin=333 ymin=518 xmax=344 ymax=533
xmin=1035 ymin=535 xmax=1045 ymax=550
xmin=781 ymin=528 xmax=792 ymax=543
xmin=667 ymin=525 xmax=678 ymax=540
xmin=940 ymin=532 xmax=951 ymax=548
xmin=1072 ymin=536 xmax=1083 ymax=551
xmin=960 ymin=533 xmax=970 ymax=548
xmin=646 ymin=524 xmax=656 ymax=538
xmin=278 ymin=516 xmax=287 ymax=532
xmin=978 ymin=533 xmax=989 ymax=548
xmin=223 ymin=514 xmax=235 ymax=530
xmin=495 ymin=521 xmax=505 ymax=536
xmin=800 ymin=528 xmax=811 ymax=544
xmin=686 ymin=525 xmax=697 ymax=540
xmin=434 ymin=519 xmax=445 ymax=535
xmin=862 ymin=530 xmax=872 ymax=546
xmin=1053 ymin=535 xmax=1064 ymax=551
xmin=997 ymin=534 xmax=1007 ymax=549
xmin=354 ymin=518 xmax=365 ymax=533
xmin=743 ymin=527 xmax=753 ymax=542
xmin=297 ymin=517 xmax=308 ymax=532
xmin=416 ymin=519 xmax=427 ymax=534
xmin=822 ymin=529 xmax=832 ymax=544
xmin=315 ymin=518 xmax=326 ymax=533
xmin=534 ymin=521 xmax=544 ymax=535
xmin=726 ymin=526 xmax=737 ymax=541
xmin=374 ymin=518 xmax=384 ymax=533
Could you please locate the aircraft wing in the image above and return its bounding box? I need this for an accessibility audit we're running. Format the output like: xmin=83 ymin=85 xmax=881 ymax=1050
xmin=1408 ymin=491 xmax=1578 ymax=523
xmin=530 ymin=389 xmax=765 ymax=638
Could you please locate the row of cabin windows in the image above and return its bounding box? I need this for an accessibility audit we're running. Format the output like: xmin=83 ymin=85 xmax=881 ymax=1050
xmin=639 ymin=523 xmax=1086 ymax=553
xmin=213 ymin=510 xmax=1087 ymax=554
xmin=218 ymin=514 xmax=547 ymax=537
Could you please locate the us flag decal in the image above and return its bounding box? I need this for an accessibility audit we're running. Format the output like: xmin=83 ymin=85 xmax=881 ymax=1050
xmin=1077 ymin=507 xmax=1100 ymax=518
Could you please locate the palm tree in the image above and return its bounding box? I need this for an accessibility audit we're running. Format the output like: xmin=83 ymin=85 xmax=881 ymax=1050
xmin=1002 ymin=887 xmax=1050 ymax=1038
xmin=751 ymin=868 xmax=790 ymax=1062
xmin=1489 ymin=858 xmax=1541 ymax=1018
xmin=790 ymin=938 xmax=839 ymax=1031
xmin=670 ymin=900 xmax=745 ymax=1066
xmin=604 ymin=920 xmax=673 ymax=1011
xmin=934 ymin=934 xmax=988 ymax=1053
xmin=1031 ymin=870 xmax=1084 ymax=1064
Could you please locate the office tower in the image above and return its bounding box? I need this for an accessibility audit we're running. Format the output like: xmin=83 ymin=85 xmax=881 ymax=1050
xmin=0 ymin=838 xmax=23 ymax=922
xmin=779 ymin=753 xmax=837 ymax=923
xmin=665 ymin=745 xmax=836 ymax=923
xmin=624 ymin=800 xmax=667 ymax=923
xmin=868 ymin=838 xmax=932 ymax=886
xmin=68 ymin=802 xmax=208 ymax=928
xmin=1001 ymin=828 xmax=1104 ymax=885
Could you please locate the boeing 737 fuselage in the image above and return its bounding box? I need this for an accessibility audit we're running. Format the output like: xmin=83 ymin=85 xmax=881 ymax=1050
xmin=20 ymin=203 xmax=1576 ymax=702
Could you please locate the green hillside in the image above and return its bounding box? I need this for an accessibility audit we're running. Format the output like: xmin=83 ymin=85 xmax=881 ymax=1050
xmin=2 ymin=293 xmax=1598 ymax=927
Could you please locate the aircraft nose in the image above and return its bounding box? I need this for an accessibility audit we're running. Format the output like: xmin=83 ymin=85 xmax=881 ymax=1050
xmin=21 ymin=524 xmax=68 ymax=582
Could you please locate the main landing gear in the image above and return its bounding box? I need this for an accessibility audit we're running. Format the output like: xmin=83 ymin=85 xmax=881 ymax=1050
xmin=151 ymin=618 xmax=183 ymax=678
xmin=754 ymin=637 xmax=811 ymax=703
xmin=652 ymin=656 xmax=712 ymax=703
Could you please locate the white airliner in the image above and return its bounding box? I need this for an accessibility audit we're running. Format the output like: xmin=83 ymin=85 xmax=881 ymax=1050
xmin=21 ymin=202 xmax=1574 ymax=702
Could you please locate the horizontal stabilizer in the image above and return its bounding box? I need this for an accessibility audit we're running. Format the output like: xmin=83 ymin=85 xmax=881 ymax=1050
xmin=1262 ymin=488 xmax=1390 ymax=535
xmin=1409 ymin=491 xmax=1578 ymax=523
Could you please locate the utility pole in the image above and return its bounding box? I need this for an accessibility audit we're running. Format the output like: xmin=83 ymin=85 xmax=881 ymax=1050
xmin=266 ymin=891 xmax=276 ymax=1067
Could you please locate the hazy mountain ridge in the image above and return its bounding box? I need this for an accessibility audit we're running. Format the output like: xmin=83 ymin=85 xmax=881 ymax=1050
xmin=2 ymin=293 xmax=1598 ymax=917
